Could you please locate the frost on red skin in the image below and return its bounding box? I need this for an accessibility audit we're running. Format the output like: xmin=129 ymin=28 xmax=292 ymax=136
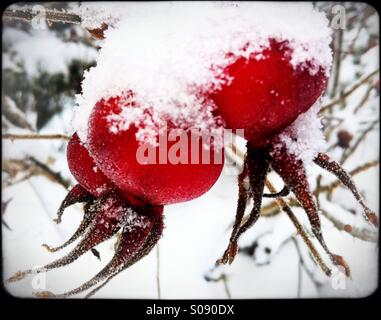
xmin=67 ymin=132 xmax=114 ymax=196
xmin=210 ymin=39 xmax=327 ymax=147
xmin=8 ymin=130 xmax=167 ymax=297
xmin=212 ymin=39 xmax=377 ymax=277
xmin=87 ymin=95 xmax=224 ymax=206
xmin=9 ymin=94 xmax=223 ymax=297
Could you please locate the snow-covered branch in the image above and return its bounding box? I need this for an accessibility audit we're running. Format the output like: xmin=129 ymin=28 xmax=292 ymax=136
xmin=3 ymin=8 xmax=81 ymax=25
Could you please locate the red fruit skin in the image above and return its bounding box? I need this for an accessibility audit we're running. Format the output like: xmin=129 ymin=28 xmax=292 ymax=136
xmin=67 ymin=133 xmax=113 ymax=196
xmin=87 ymin=96 xmax=224 ymax=206
xmin=210 ymin=39 xmax=328 ymax=147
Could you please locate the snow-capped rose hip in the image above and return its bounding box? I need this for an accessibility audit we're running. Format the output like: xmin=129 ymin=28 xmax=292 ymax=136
xmin=8 ymin=93 xmax=223 ymax=298
xmin=210 ymin=39 xmax=378 ymax=277
xmin=87 ymin=94 xmax=224 ymax=206
xmin=210 ymin=39 xmax=328 ymax=147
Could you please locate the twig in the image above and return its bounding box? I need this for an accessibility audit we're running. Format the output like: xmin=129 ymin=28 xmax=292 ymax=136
xmin=330 ymin=28 xmax=344 ymax=98
xmin=320 ymin=209 xmax=378 ymax=242
xmin=227 ymin=143 xmax=379 ymax=242
xmin=262 ymin=161 xmax=379 ymax=242
xmin=265 ymin=179 xmax=332 ymax=277
xmin=205 ymin=272 xmax=232 ymax=299
xmin=320 ymin=69 xmax=379 ymax=113
xmin=319 ymin=160 xmax=379 ymax=195
xmin=222 ymin=274 xmax=232 ymax=299
xmin=342 ymin=26 xmax=363 ymax=60
xmin=340 ymin=120 xmax=379 ymax=164
xmin=353 ymin=84 xmax=374 ymax=114
xmin=156 ymin=244 xmax=161 ymax=299
xmin=28 ymin=156 xmax=71 ymax=189
xmin=2 ymin=198 xmax=13 ymax=231
xmin=315 ymin=174 xmax=323 ymax=209
xmin=3 ymin=8 xmax=81 ymax=25
xmin=230 ymin=146 xmax=378 ymax=243
xmin=291 ymin=237 xmax=322 ymax=296
xmin=296 ymin=248 xmax=303 ymax=297
xmin=2 ymin=133 xmax=70 ymax=140
xmin=2 ymin=157 xmax=71 ymax=190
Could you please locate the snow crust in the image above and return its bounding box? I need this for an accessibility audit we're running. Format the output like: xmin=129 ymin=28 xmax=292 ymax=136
xmin=73 ymin=2 xmax=332 ymax=144
xmin=274 ymin=99 xmax=326 ymax=164
xmin=71 ymin=2 xmax=122 ymax=30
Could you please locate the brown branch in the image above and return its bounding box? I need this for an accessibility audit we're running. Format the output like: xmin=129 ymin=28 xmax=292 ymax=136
xmin=3 ymin=8 xmax=81 ymax=25
xmin=2 ymin=157 xmax=71 ymax=190
xmin=320 ymin=209 xmax=378 ymax=242
xmin=320 ymin=69 xmax=379 ymax=113
xmin=318 ymin=160 xmax=379 ymax=194
xmin=27 ymin=156 xmax=71 ymax=189
xmin=265 ymin=180 xmax=332 ymax=277
xmin=2 ymin=133 xmax=70 ymax=140
xmin=353 ymin=84 xmax=374 ymax=114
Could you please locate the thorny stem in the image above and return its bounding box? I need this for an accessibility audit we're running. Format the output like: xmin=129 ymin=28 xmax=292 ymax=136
xmin=246 ymin=161 xmax=378 ymax=241
xmin=3 ymin=8 xmax=81 ymax=25
xmin=265 ymin=179 xmax=332 ymax=277
xmin=228 ymin=143 xmax=378 ymax=242
xmin=322 ymin=160 xmax=379 ymax=193
xmin=2 ymin=133 xmax=70 ymax=140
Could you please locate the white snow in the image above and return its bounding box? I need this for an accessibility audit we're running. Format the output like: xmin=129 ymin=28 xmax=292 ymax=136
xmin=3 ymin=28 xmax=97 ymax=78
xmin=3 ymin=2 xmax=378 ymax=300
xmin=73 ymin=2 xmax=332 ymax=144
xmin=273 ymin=99 xmax=326 ymax=164
xmin=69 ymin=2 xmax=122 ymax=30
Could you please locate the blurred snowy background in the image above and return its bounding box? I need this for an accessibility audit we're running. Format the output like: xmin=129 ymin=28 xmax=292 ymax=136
xmin=2 ymin=2 xmax=379 ymax=298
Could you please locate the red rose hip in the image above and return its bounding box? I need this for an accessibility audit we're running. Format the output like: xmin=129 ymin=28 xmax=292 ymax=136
xmin=210 ymin=39 xmax=327 ymax=147
xmin=87 ymin=95 xmax=224 ymax=205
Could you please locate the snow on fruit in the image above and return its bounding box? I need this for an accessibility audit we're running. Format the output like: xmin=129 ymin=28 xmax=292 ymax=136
xmin=8 ymin=2 xmax=378 ymax=297
xmin=8 ymin=94 xmax=224 ymax=298
xmin=209 ymin=37 xmax=378 ymax=278
xmin=209 ymin=39 xmax=328 ymax=147
xmin=87 ymin=94 xmax=224 ymax=206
